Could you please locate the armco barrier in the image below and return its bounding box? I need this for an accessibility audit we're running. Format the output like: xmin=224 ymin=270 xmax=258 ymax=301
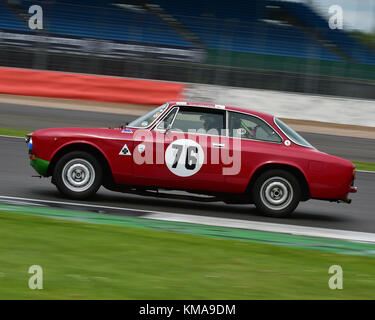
xmin=0 ymin=67 xmax=185 ymax=105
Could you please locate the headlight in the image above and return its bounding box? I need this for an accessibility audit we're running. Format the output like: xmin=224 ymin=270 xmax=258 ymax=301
xmin=26 ymin=137 xmax=33 ymax=154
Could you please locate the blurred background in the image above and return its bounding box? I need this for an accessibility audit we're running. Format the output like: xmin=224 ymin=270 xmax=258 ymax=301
xmin=1 ymin=0 xmax=375 ymax=99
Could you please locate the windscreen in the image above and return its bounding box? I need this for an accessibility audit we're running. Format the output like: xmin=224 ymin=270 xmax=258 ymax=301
xmin=127 ymin=103 xmax=169 ymax=128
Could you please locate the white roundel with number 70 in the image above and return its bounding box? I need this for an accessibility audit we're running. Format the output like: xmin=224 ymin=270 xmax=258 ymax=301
xmin=165 ymin=139 xmax=205 ymax=177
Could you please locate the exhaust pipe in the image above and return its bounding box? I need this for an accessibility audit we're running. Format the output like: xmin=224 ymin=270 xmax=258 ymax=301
xmin=338 ymin=198 xmax=352 ymax=204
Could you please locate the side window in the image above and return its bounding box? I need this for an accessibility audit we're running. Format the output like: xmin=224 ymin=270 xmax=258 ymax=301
xmin=169 ymin=108 xmax=224 ymax=136
xmin=156 ymin=107 xmax=178 ymax=130
xmin=228 ymin=112 xmax=282 ymax=143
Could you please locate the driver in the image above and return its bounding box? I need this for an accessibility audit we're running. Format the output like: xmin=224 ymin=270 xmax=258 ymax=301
xmin=200 ymin=114 xmax=222 ymax=135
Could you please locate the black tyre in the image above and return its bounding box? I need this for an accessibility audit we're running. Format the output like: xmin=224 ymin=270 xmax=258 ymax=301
xmin=252 ymin=169 xmax=301 ymax=217
xmin=53 ymin=151 xmax=103 ymax=199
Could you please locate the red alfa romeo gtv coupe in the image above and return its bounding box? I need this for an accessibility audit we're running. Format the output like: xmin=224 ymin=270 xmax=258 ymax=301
xmin=26 ymin=101 xmax=357 ymax=217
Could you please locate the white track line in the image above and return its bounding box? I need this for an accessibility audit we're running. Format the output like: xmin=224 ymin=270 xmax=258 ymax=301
xmin=0 ymin=135 xmax=23 ymax=139
xmin=357 ymin=170 xmax=375 ymax=174
xmin=146 ymin=212 xmax=375 ymax=244
xmin=1 ymin=195 xmax=375 ymax=243
xmin=0 ymin=195 xmax=177 ymax=215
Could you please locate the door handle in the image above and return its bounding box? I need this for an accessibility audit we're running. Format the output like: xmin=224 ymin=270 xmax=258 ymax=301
xmin=212 ymin=143 xmax=225 ymax=148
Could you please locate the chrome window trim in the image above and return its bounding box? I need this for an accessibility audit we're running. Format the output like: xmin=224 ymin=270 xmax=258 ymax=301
xmin=226 ymin=110 xmax=284 ymax=145
xmin=225 ymin=111 xmax=229 ymax=138
xmin=153 ymin=105 xmax=226 ymax=137
xmin=127 ymin=102 xmax=171 ymax=130
xmin=273 ymin=117 xmax=314 ymax=148
xmin=153 ymin=106 xmax=180 ymax=132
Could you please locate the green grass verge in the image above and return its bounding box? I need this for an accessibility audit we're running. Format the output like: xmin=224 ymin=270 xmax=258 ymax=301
xmin=352 ymin=161 xmax=375 ymax=172
xmin=0 ymin=128 xmax=32 ymax=138
xmin=0 ymin=211 xmax=375 ymax=299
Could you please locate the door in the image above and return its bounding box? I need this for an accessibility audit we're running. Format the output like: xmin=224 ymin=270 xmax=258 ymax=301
xmin=133 ymin=106 xmax=229 ymax=192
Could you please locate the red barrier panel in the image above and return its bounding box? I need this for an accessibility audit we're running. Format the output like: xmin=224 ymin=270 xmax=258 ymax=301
xmin=0 ymin=67 xmax=185 ymax=105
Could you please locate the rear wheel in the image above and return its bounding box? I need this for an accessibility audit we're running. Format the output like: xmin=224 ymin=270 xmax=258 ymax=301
xmin=252 ymin=169 xmax=300 ymax=217
xmin=53 ymin=151 xmax=102 ymax=199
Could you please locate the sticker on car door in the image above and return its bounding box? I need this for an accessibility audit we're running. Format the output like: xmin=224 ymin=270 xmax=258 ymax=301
xmin=165 ymin=139 xmax=204 ymax=177
xmin=119 ymin=144 xmax=131 ymax=156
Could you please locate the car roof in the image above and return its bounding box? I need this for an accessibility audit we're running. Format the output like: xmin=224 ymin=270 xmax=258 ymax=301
xmin=168 ymin=101 xmax=276 ymax=123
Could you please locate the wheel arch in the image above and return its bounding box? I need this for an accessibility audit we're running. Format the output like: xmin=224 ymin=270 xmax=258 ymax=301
xmin=48 ymin=142 xmax=114 ymax=186
xmin=246 ymin=162 xmax=311 ymax=201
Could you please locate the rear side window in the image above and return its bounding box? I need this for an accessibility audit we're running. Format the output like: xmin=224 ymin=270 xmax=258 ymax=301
xmin=228 ymin=112 xmax=282 ymax=143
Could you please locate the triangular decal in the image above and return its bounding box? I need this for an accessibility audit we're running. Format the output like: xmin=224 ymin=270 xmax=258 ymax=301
xmin=119 ymin=144 xmax=131 ymax=156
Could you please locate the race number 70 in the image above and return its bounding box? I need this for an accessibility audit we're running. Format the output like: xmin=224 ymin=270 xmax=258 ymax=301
xmin=165 ymin=139 xmax=204 ymax=177
xmin=172 ymin=144 xmax=198 ymax=170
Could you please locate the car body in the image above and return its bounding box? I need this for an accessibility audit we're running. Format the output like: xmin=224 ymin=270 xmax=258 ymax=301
xmin=26 ymin=101 xmax=357 ymax=217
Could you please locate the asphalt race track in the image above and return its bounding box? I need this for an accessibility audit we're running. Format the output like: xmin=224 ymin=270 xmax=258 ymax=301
xmin=0 ymin=132 xmax=374 ymax=233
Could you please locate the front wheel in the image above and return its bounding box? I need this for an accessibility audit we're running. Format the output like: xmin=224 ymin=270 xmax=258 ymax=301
xmin=53 ymin=151 xmax=102 ymax=199
xmin=252 ymin=169 xmax=301 ymax=217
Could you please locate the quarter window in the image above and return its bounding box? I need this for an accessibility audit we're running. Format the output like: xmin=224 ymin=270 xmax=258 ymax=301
xmin=156 ymin=107 xmax=178 ymax=130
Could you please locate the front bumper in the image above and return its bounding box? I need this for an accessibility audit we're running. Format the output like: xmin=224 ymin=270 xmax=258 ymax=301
xmin=30 ymin=156 xmax=50 ymax=177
